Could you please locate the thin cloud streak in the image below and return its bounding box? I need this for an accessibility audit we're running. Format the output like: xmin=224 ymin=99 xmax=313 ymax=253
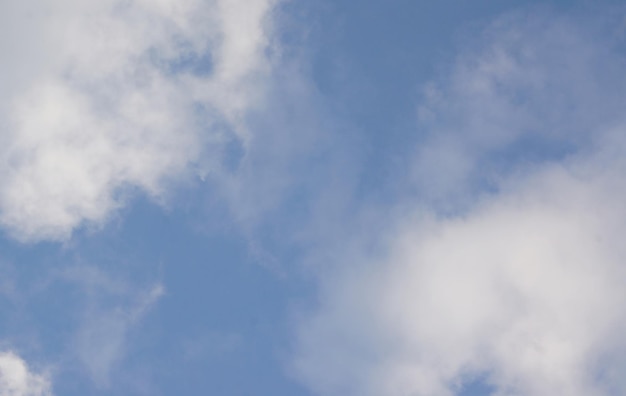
xmin=63 ymin=266 xmax=164 ymax=386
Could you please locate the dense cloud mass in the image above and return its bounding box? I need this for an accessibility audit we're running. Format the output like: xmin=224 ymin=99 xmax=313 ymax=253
xmin=0 ymin=0 xmax=277 ymax=241
xmin=0 ymin=352 xmax=51 ymax=396
xmin=295 ymin=161 xmax=626 ymax=395
xmin=293 ymin=12 xmax=626 ymax=396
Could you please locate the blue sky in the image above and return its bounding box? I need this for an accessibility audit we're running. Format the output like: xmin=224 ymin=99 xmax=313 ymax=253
xmin=1 ymin=1 xmax=626 ymax=395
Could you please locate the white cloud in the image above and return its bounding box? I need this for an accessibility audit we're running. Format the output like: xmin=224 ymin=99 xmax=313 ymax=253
xmin=0 ymin=351 xmax=51 ymax=396
xmin=293 ymin=11 xmax=626 ymax=396
xmin=296 ymin=159 xmax=626 ymax=396
xmin=0 ymin=0 xmax=279 ymax=241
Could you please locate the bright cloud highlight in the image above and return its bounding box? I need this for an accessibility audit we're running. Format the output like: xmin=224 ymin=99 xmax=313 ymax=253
xmin=0 ymin=352 xmax=51 ymax=396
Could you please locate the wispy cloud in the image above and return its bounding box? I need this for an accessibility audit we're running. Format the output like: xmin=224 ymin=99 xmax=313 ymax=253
xmin=63 ymin=266 xmax=164 ymax=386
xmin=412 ymin=10 xmax=626 ymax=210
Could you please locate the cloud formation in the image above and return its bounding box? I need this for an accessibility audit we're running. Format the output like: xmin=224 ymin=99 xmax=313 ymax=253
xmin=293 ymin=10 xmax=626 ymax=396
xmin=0 ymin=351 xmax=51 ymax=396
xmin=412 ymin=10 xmax=626 ymax=209
xmin=0 ymin=0 xmax=278 ymax=241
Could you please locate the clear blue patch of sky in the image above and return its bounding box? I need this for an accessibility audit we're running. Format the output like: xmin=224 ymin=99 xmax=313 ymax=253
xmin=459 ymin=376 xmax=496 ymax=396
xmin=62 ymin=193 xmax=312 ymax=396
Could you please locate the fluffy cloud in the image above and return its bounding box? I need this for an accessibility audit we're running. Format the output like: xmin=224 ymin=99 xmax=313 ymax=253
xmin=0 ymin=0 xmax=278 ymax=241
xmin=295 ymin=159 xmax=626 ymax=396
xmin=293 ymin=11 xmax=626 ymax=396
xmin=0 ymin=352 xmax=51 ymax=396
